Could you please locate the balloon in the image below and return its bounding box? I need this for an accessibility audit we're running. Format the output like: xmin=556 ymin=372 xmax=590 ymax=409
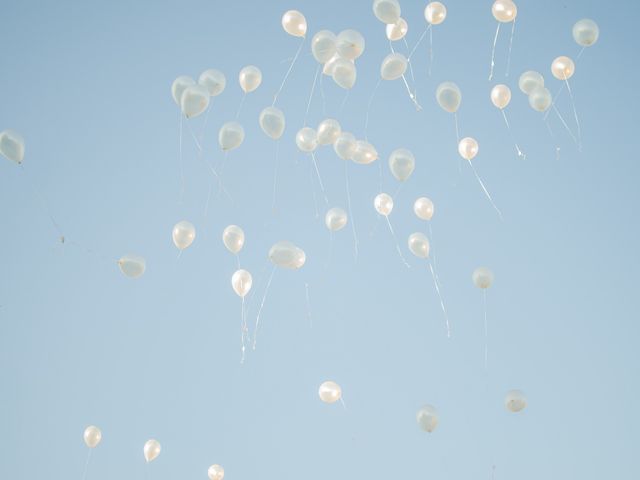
xmin=458 ymin=137 xmax=479 ymax=161
xmin=83 ymin=426 xmax=102 ymax=448
xmin=425 ymin=2 xmax=447 ymax=25
xmin=414 ymin=197 xmax=434 ymax=220
xmin=218 ymin=121 xmax=245 ymax=151
xmin=171 ymin=75 xmax=195 ymax=106
xmin=144 ymin=439 xmax=161 ymax=463
xmin=208 ymin=464 xmax=225 ymax=480
xmin=296 ymin=127 xmax=318 ymax=152
xmin=0 ymin=130 xmax=25 ymax=164
xmin=505 ymin=390 xmax=527 ymax=412
xmin=518 ymin=70 xmax=544 ymax=95
xmin=118 ymin=255 xmax=146 ymax=278
xmin=528 ymin=86 xmax=552 ymax=112
xmin=317 ymin=119 xmax=341 ymax=145
xmin=435 ymin=82 xmax=461 ymax=113
xmin=380 ymin=52 xmax=408 ymax=81
xmin=180 ymin=84 xmax=210 ymax=119
xmin=490 ymin=84 xmax=511 ymax=109
xmin=408 ymin=232 xmax=430 ymax=259
xmin=333 ymin=132 xmax=356 ymax=160
xmin=239 ymin=66 xmax=262 ymax=93
xmin=388 ymin=148 xmax=415 ymax=181
xmin=269 ymin=241 xmax=306 ymax=269
xmin=281 ymin=10 xmax=307 ymax=37
xmin=312 ymin=30 xmax=337 ymax=63
xmin=259 ymin=106 xmax=286 ymax=140
xmin=573 ymin=19 xmax=599 ymax=47
xmin=318 ymin=380 xmax=342 ymax=404
xmin=322 ymin=53 xmax=343 ymax=76
xmin=231 ymin=269 xmax=253 ymax=297
xmin=551 ymin=56 xmax=575 ymax=80
xmin=492 ymin=0 xmax=517 ymax=23
xmin=332 ymin=58 xmax=357 ymax=89
xmin=472 ymin=267 xmax=494 ymax=289
xmin=336 ymin=30 xmax=365 ymax=60
xmin=325 ymin=207 xmax=348 ymax=231
xmin=351 ymin=141 xmax=378 ymax=165
xmin=416 ymin=405 xmax=439 ymax=432
xmin=374 ymin=193 xmax=394 ymax=216
xmin=386 ymin=18 xmax=408 ymax=41
xmin=172 ymin=220 xmax=196 ymax=250
xmin=198 ymin=69 xmax=226 ymax=97
xmin=222 ymin=225 xmax=245 ymax=254
xmin=373 ymin=0 xmax=401 ymax=24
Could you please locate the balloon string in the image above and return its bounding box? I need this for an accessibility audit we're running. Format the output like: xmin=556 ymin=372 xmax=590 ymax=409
xmin=543 ymin=117 xmax=562 ymax=160
xmin=385 ymin=215 xmax=411 ymax=268
xmin=500 ymin=110 xmax=525 ymax=159
xmin=305 ymin=282 xmax=312 ymax=328
xmin=271 ymin=140 xmax=280 ymax=213
xmin=304 ymin=64 xmax=321 ymax=126
xmin=505 ymin=19 xmax=516 ymax=77
xmin=240 ymin=296 xmax=247 ymax=364
xmin=551 ymin=103 xmax=579 ymax=146
xmin=576 ymin=45 xmax=586 ymax=60
xmin=364 ymin=78 xmax=382 ymax=141
xmin=19 ymin=164 xmax=65 ymax=242
xmin=402 ymin=37 xmax=417 ymax=94
xmin=488 ymin=23 xmax=501 ymax=81
xmin=454 ymin=113 xmax=460 ymax=143
xmin=319 ymin=72 xmax=327 ymax=117
xmin=273 ymin=36 xmax=306 ymax=106
xmin=428 ymin=260 xmax=451 ymax=338
xmin=253 ymin=266 xmax=276 ymax=350
xmin=407 ymin=25 xmax=431 ymax=61
xmin=235 ymin=93 xmax=246 ymax=119
xmin=338 ymin=89 xmax=350 ymax=115
xmin=178 ymin=112 xmax=185 ymax=204
xmin=186 ymin=121 xmax=233 ymax=201
xmin=309 ymin=161 xmax=320 ymax=219
xmin=344 ymin=161 xmax=359 ymax=262
xmin=428 ymin=223 xmax=439 ymax=280
xmin=311 ymin=152 xmax=329 ymax=206
xmin=401 ymin=74 xmax=422 ymax=110
xmin=564 ymin=78 xmax=582 ymax=151
xmin=339 ymin=396 xmax=347 ymax=411
xmin=80 ymin=448 xmax=92 ymax=480
xmin=483 ymin=289 xmax=488 ymax=370
xmin=467 ymin=160 xmax=503 ymax=220
xmin=428 ymin=26 xmax=434 ymax=77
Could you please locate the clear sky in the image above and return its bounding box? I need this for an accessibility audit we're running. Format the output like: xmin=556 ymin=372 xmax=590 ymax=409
xmin=1 ymin=0 xmax=638 ymax=479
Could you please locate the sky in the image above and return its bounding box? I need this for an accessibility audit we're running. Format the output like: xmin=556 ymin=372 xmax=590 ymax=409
xmin=1 ymin=0 xmax=639 ymax=479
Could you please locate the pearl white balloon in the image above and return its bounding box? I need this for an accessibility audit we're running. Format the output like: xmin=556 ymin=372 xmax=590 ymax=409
xmin=325 ymin=207 xmax=348 ymax=231
xmin=144 ymin=439 xmax=161 ymax=463
xmin=380 ymin=52 xmax=408 ymax=81
xmin=208 ymin=464 xmax=225 ymax=480
xmin=312 ymin=30 xmax=337 ymax=63
xmin=458 ymin=137 xmax=479 ymax=161
xmin=281 ymin=10 xmax=307 ymax=37
xmin=374 ymin=193 xmax=394 ymax=216
xmin=408 ymin=232 xmax=430 ymax=259
xmin=573 ymin=19 xmax=599 ymax=47
xmin=336 ymin=30 xmax=365 ymax=60
xmin=269 ymin=241 xmax=306 ymax=270
xmin=492 ymin=0 xmax=517 ymax=22
xmin=0 ymin=129 xmax=25 ymax=164
xmin=472 ymin=267 xmax=494 ymax=289
xmin=180 ymin=84 xmax=210 ymax=119
xmin=351 ymin=141 xmax=378 ymax=165
xmin=238 ymin=65 xmax=262 ymax=93
xmin=333 ymin=132 xmax=356 ymax=160
xmin=259 ymin=106 xmax=286 ymax=140
xmin=171 ymin=75 xmax=195 ymax=106
xmin=388 ymin=148 xmax=415 ymax=181
xmin=551 ymin=56 xmax=575 ymax=80
xmin=218 ymin=121 xmax=245 ymax=151
xmin=386 ymin=18 xmax=408 ymax=41
xmin=83 ymin=426 xmax=102 ymax=448
xmin=296 ymin=127 xmax=318 ymax=152
xmin=231 ymin=269 xmax=253 ymax=297
xmin=518 ymin=71 xmax=544 ymax=95
xmin=416 ymin=405 xmax=439 ymax=432
xmin=373 ymin=0 xmax=401 ymax=24
xmin=118 ymin=255 xmax=146 ymax=278
xmin=435 ymin=82 xmax=462 ymax=113
xmin=198 ymin=69 xmax=226 ymax=97
xmin=317 ymin=119 xmax=341 ymax=145
xmin=414 ymin=197 xmax=434 ymax=221
xmin=318 ymin=380 xmax=342 ymax=404
xmin=425 ymin=2 xmax=447 ymax=25
xmin=172 ymin=221 xmax=196 ymax=250
xmin=528 ymin=86 xmax=552 ymax=112
xmin=490 ymin=84 xmax=511 ymax=109
xmin=505 ymin=390 xmax=527 ymax=412
xmin=332 ymin=58 xmax=357 ymax=89
xmin=222 ymin=225 xmax=245 ymax=254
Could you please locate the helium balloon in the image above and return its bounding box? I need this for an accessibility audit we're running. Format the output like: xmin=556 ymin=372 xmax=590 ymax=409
xmin=180 ymin=84 xmax=210 ymax=119
xmin=317 ymin=119 xmax=341 ymax=145
xmin=380 ymin=52 xmax=408 ymax=81
xmin=351 ymin=141 xmax=378 ymax=165
xmin=573 ymin=19 xmax=599 ymax=47
xmin=239 ymin=66 xmax=262 ymax=93
xmin=231 ymin=269 xmax=253 ymax=297
xmin=416 ymin=405 xmax=439 ymax=432
xmin=322 ymin=53 xmax=342 ymax=76
xmin=435 ymin=82 xmax=461 ymax=113
xmin=336 ymin=30 xmax=365 ymax=60
xmin=374 ymin=193 xmax=394 ymax=216
xmin=332 ymin=58 xmax=357 ymax=89
xmin=144 ymin=439 xmax=161 ymax=463
xmin=505 ymin=390 xmax=527 ymax=412
xmin=318 ymin=380 xmax=342 ymax=404
xmin=259 ymin=106 xmax=286 ymax=140
xmin=171 ymin=75 xmax=195 ymax=106
xmin=269 ymin=241 xmax=306 ymax=269
xmin=0 ymin=130 xmax=25 ymax=164
xmin=198 ymin=69 xmax=226 ymax=97
xmin=222 ymin=225 xmax=245 ymax=254
xmin=118 ymin=255 xmax=146 ymax=278
xmin=408 ymin=232 xmax=430 ymax=259
xmin=325 ymin=207 xmax=348 ymax=231
xmin=386 ymin=18 xmax=408 ymax=41
xmin=296 ymin=127 xmax=318 ymax=152
xmin=218 ymin=121 xmax=245 ymax=151
xmin=518 ymin=70 xmax=544 ymax=95
xmin=551 ymin=56 xmax=575 ymax=80
xmin=312 ymin=30 xmax=337 ymax=63
xmin=333 ymin=132 xmax=356 ymax=160
xmin=425 ymin=2 xmax=447 ymax=25
xmin=490 ymin=84 xmax=511 ymax=109
xmin=458 ymin=137 xmax=479 ymax=161
xmin=208 ymin=464 xmax=225 ymax=480
xmin=281 ymin=10 xmax=307 ymax=37
xmin=492 ymin=0 xmax=517 ymax=23
xmin=83 ymin=426 xmax=102 ymax=448
xmin=528 ymin=86 xmax=552 ymax=112
xmin=388 ymin=148 xmax=415 ymax=181
xmin=414 ymin=197 xmax=434 ymax=221
xmin=172 ymin=220 xmax=196 ymax=250
xmin=472 ymin=267 xmax=494 ymax=289
xmin=373 ymin=0 xmax=401 ymax=24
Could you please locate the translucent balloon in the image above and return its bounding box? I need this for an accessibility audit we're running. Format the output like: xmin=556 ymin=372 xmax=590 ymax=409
xmin=518 ymin=70 xmax=544 ymax=95
xmin=408 ymin=232 xmax=430 ymax=259
xmin=198 ymin=69 xmax=226 ymax=97
xmin=0 ymin=129 xmax=25 ymax=164
xmin=83 ymin=426 xmax=102 ymax=448
xmin=490 ymin=84 xmax=511 ymax=109
xmin=231 ymin=269 xmax=253 ymax=297
xmin=416 ymin=405 xmax=439 ymax=432
xmin=351 ymin=141 xmax=378 ymax=165
xmin=458 ymin=137 xmax=479 ymax=161
xmin=380 ymin=52 xmax=408 ymax=81
xmin=374 ymin=193 xmax=394 ymax=216
xmin=218 ymin=121 xmax=245 ymax=151
xmin=208 ymin=464 xmax=225 ymax=480
xmin=222 ymin=225 xmax=245 ymax=254
xmin=505 ymin=390 xmax=527 ymax=412
xmin=332 ymin=58 xmax=357 ymax=89
xmin=336 ymin=30 xmax=365 ymax=60
xmin=386 ymin=18 xmax=408 ymax=41
xmin=317 ymin=119 xmax=341 ymax=145
xmin=180 ymin=84 xmax=210 ymax=119
xmin=312 ymin=30 xmax=337 ymax=63
xmin=492 ymin=0 xmax=517 ymax=23
xmin=118 ymin=255 xmax=146 ymax=278
xmin=239 ymin=65 xmax=262 ymax=93
xmin=528 ymin=86 xmax=552 ymax=112
xmin=269 ymin=241 xmax=306 ymax=270
xmin=144 ymin=439 xmax=161 ymax=463
xmin=414 ymin=197 xmax=434 ymax=220
xmin=325 ymin=207 xmax=348 ymax=231
xmin=435 ymin=82 xmax=461 ymax=113
xmin=472 ymin=267 xmax=494 ymax=289
xmin=172 ymin=221 xmax=196 ymax=250
xmin=425 ymin=2 xmax=447 ymax=25
xmin=573 ymin=19 xmax=599 ymax=47
xmin=318 ymin=380 xmax=342 ymax=404
xmin=373 ymin=0 xmax=401 ymax=24
xmin=171 ymin=75 xmax=195 ymax=106
xmin=296 ymin=127 xmax=318 ymax=152
xmin=551 ymin=56 xmax=575 ymax=80
xmin=259 ymin=106 xmax=286 ymax=140
xmin=281 ymin=10 xmax=307 ymax=37
xmin=322 ymin=53 xmax=342 ymax=76
xmin=333 ymin=132 xmax=356 ymax=160
xmin=388 ymin=148 xmax=415 ymax=181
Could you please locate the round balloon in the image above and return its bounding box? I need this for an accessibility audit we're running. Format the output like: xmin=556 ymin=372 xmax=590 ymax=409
xmin=380 ymin=52 xmax=408 ymax=81
xmin=492 ymin=0 xmax=517 ymax=22
xmin=425 ymin=2 xmax=447 ymax=25
xmin=172 ymin=221 xmax=196 ymax=250
xmin=281 ymin=10 xmax=307 ymax=37
xmin=374 ymin=193 xmax=394 ymax=216
xmin=573 ymin=19 xmax=599 ymax=47
xmin=83 ymin=426 xmax=102 ymax=448
xmin=118 ymin=255 xmax=146 ymax=278
xmin=334 ymin=132 xmax=356 ymax=160
xmin=231 ymin=269 xmax=253 ymax=297
xmin=386 ymin=18 xmax=408 ymax=41
xmin=351 ymin=141 xmax=378 ymax=165
xmin=144 ymin=439 xmax=161 ymax=463
xmin=208 ymin=464 xmax=225 ymax=480
xmin=318 ymin=380 xmax=342 ymax=404
xmin=269 ymin=241 xmax=306 ymax=269
xmin=458 ymin=137 xmax=479 ymax=161
xmin=296 ymin=127 xmax=318 ymax=152
xmin=312 ymin=30 xmax=337 ymax=63
xmin=222 ymin=225 xmax=245 ymax=254
xmin=171 ymin=75 xmax=195 ymax=106
xmin=408 ymin=232 xmax=430 ymax=259
xmin=414 ymin=197 xmax=434 ymax=221
xmin=416 ymin=405 xmax=439 ymax=432
xmin=181 ymin=84 xmax=210 ymax=118
xmin=198 ymin=69 xmax=226 ymax=97
xmin=219 ymin=121 xmax=245 ymax=151
xmin=528 ymin=86 xmax=552 ymax=112
xmin=551 ymin=56 xmax=575 ymax=80
xmin=373 ymin=0 xmax=401 ymax=24
xmin=518 ymin=70 xmax=544 ymax=95
xmin=472 ymin=267 xmax=494 ymax=289
xmin=436 ymin=82 xmax=462 ymax=113
xmin=490 ymin=84 xmax=511 ymax=109
xmin=336 ymin=30 xmax=365 ymax=60
xmin=388 ymin=148 xmax=415 ymax=181
xmin=325 ymin=207 xmax=348 ymax=231
xmin=239 ymin=66 xmax=262 ymax=93
xmin=505 ymin=390 xmax=527 ymax=412
xmin=0 ymin=130 xmax=25 ymax=164
xmin=259 ymin=106 xmax=286 ymax=140
xmin=317 ymin=119 xmax=341 ymax=145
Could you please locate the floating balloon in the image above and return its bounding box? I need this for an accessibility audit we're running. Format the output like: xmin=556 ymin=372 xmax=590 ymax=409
xmin=414 ymin=197 xmax=434 ymax=221
xmin=374 ymin=193 xmax=394 ymax=216
xmin=373 ymin=0 xmax=401 ymax=24
xmin=408 ymin=232 xmax=430 ymax=259
xmin=573 ymin=19 xmax=599 ymax=47
xmin=458 ymin=137 xmax=479 ymax=161
xmin=490 ymin=84 xmax=511 ymax=109
xmin=505 ymin=390 xmax=527 ymax=412
xmin=171 ymin=75 xmax=195 ymax=106
xmin=208 ymin=464 xmax=225 ymax=480
xmin=239 ymin=66 xmax=262 ymax=93
xmin=351 ymin=141 xmax=378 ymax=165
xmin=332 ymin=58 xmax=357 ymax=89
xmin=0 ymin=130 xmax=25 ymax=164
xmin=231 ymin=269 xmax=253 ymax=297
xmin=172 ymin=220 xmax=196 ymax=250
xmin=336 ymin=30 xmax=365 ymax=60
xmin=180 ymin=84 xmax=209 ymax=119
xmin=312 ymin=30 xmax=337 ymax=63
xmin=318 ymin=381 xmax=342 ymax=404
xmin=492 ymin=0 xmax=517 ymax=22
xmin=198 ymin=69 xmax=226 ymax=97
xmin=388 ymin=148 xmax=415 ymax=181
xmin=325 ymin=207 xmax=348 ymax=232
xmin=218 ymin=121 xmax=245 ymax=151
xmin=281 ymin=10 xmax=307 ymax=37
xmin=333 ymin=132 xmax=356 ymax=160
xmin=296 ymin=127 xmax=318 ymax=152
xmin=435 ymin=82 xmax=461 ymax=113
xmin=528 ymin=86 xmax=552 ymax=112
xmin=551 ymin=56 xmax=575 ymax=80
xmin=380 ymin=52 xmax=408 ymax=81
xmin=425 ymin=2 xmax=447 ymax=25
xmin=259 ymin=106 xmax=286 ymax=140
xmin=83 ymin=426 xmax=102 ymax=448
xmin=317 ymin=119 xmax=341 ymax=145
xmin=322 ymin=53 xmax=342 ymax=76
xmin=386 ymin=18 xmax=408 ymax=41
xmin=118 ymin=255 xmax=146 ymax=278
xmin=144 ymin=439 xmax=161 ymax=463
xmin=518 ymin=70 xmax=544 ymax=95
xmin=269 ymin=241 xmax=306 ymax=269
xmin=222 ymin=225 xmax=245 ymax=254
xmin=416 ymin=405 xmax=439 ymax=432
xmin=472 ymin=267 xmax=494 ymax=289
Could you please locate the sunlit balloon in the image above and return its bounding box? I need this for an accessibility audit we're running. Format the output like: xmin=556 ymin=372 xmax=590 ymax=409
xmin=222 ymin=225 xmax=245 ymax=254
xmin=472 ymin=267 xmax=494 ymax=289
xmin=518 ymin=70 xmax=544 ymax=95
xmin=492 ymin=0 xmax=517 ymax=23
xmin=317 ymin=119 xmax=341 ymax=145
xmin=218 ymin=121 xmax=245 ymax=151
xmin=551 ymin=56 xmax=575 ymax=80
xmin=208 ymin=464 xmax=225 ymax=480
xmin=318 ymin=380 xmax=342 ymax=404
xmin=528 ymin=86 xmax=552 ymax=112
xmin=388 ymin=148 xmax=415 ymax=181
xmin=416 ymin=405 xmax=439 ymax=432
xmin=336 ymin=30 xmax=365 ymax=60
xmin=386 ymin=18 xmax=408 ymax=41
xmin=259 ymin=106 xmax=286 ymax=140
xmin=269 ymin=241 xmax=306 ymax=269
xmin=490 ymin=84 xmax=511 ymax=109
xmin=312 ymin=30 xmax=337 ymax=63
xmin=573 ymin=19 xmax=599 ymax=47
xmin=333 ymin=132 xmax=356 ymax=160
xmin=296 ymin=127 xmax=318 ymax=152
xmin=425 ymin=2 xmax=447 ymax=25
xmin=231 ymin=269 xmax=253 ymax=297
xmin=373 ymin=0 xmax=401 ymax=24
xmin=414 ymin=197 xmax=434 ymax=221
xmin=380 ymin=52 xmax=408 ymax=81
xmin=408 ymin=232 xmax=430 ymax=259
xmin=281 ymin=10 xmax=307 ymax=37
xmin=351 ymin=141 xmax=378 ymax=165
xmin=0 ymin=129 xmax=25 ymax=164
xmin=435 ymin=82 xmax=461 ymax=113
xmin=171 ymin=75 xmax=195 ymax=106
xmin=331 ymin=58 xmax=357 ymax=89
xmin=239 ymin=65 xmax=262 ymax=93
xmin=374 ymin=193 xmax=394 ymax=216
xmin=83 ymin=426 xmax=102 ymax=448
xmin=505 ymin=390 xmax=527 ymax=412
xmin=118 ymin=255 xmax=146 ymax=278
xmin=325 ymin=207 xmax=348 ymax=232
xmin=458 ymin=137 xmax=479 ymax=161
xmin=144 ymin=439 xmax=161 ymax=463
xmin=198 ymin=69 xmax=226 ymax=97
xmin=172 ymin=220 xmax=196 ymax=250
xmin=180 ymin=84 xmax=210 ymax=119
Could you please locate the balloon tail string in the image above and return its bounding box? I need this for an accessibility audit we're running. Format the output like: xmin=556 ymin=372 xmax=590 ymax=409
xmin=407 ymin=25 xmax=430 ymax=61
xmin=402 ymin=37 xmax=417 ymax=94
xmin=271 ymin=140 xmax=280 ymax=213
xmin=235 ymin=93 xmax=246 ymax=119
xmin=364 ymin=78 xmax=382 ymax=141
xmin=178 ymin=112 xmax=185 ymax=204
xmin=467 ymin=160 xmax=503 ymax=220
xmin=488 ymin=23 xmax=501 ymax=81
xmin=454 ymin=113 xmax=460 ymax=143
xmin=551 ymin=103 xmax=578 ymax=146
xmin=240 ymin=296 xmax=246 ymax=364
xmin=309 ymin=161 xmax=320 ymax=219
xmin=253 ymin=267 xmax=276 ymax=350
xmin=339 ymin=397 xmax=347 ymax=411
xmin=385 ymin=216 xmax=411 ymax=269
xmin=338 ymin=90 xmax=349 ymax=116
xmin=483 ymin=290 xmax=488 ymax=370
xmin=344 ymin=161 xmax=359 ymax=262
xmin=576 ymin=45 xmax=586 ymax=60
xmin=19 ymin=164 xmax=65 ymax=242
xmin=401 ymin=74 xmax=421 ymax=110
xmin=505 ymin=19 xmax=516 ymax=77
xmin=428 ymin=26 xmax=434 ymax=76
xmin=273 ymin=37 xmax=306 ymax=106
xmin=304 ymin=64 xmax=321 ymax=126
xmin=186 ymin=122 xmax=233 ymax=202
xmin=326 ymin=230 xmax=334 ymax=269
xmin=428 ymin=223 xmax=439 ymax=278
xmin=319 ymin=71 xmax=327 ymax=116
xmin=564 ymin=78 xmax=582 ymax=150
xmin=428 ymin=260 xmax=450 ymax=338
xmin=501 ymin=110 xmax=525 ymax=159
xmin=80 ymin=449 xmax=92 ymax=480
xmin=305 ymin=282 xmax=312 ymax=328
xmin=311 ymin=152 xmax=329 ymax=206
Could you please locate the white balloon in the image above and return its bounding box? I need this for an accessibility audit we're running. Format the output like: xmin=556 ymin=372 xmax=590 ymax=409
xmin=296 ymin=127 xmax=318 ymax=152
xmin=518 ymin=70 xmax=544 ymax=95
xmin=573 ymin=19 xmax=599 ymax=47
xmin=374 ymin=193 xmax=394 ymax=216
xmin=373 ymin=0 xmax=401 ymax=24
xmin=269 ymin=241 xmax=306 ymax=270
xmin=312 ymin=30 xmax=337 ymax=63
xmin=198 ymin=69 xmax=226 ymax=97
xmin=551 ymin=56 xmax=575 ymax=80
xmin=380 ymin=52 xmax=408 ymax=81
xmin=317 ymin=119 xmax=341 ymax=145
xmin=336 ymin=30 xmax=365 ymax=60
xmin=171 ymin=75 xmax=195 ymax=106
xmin=332 ymin=58 xmax=357 ymax=89
xmin=118 ymin=255 xmax=146 ymax=278
xmin=259 ymin=106 xmax=286 ymax=140
xmin=492 ymin=0 xmax=517 ymax=22
xmin=172 ymin=220 xmax=196 ymax=250
xmin=231 ymin=269 xmax=253 ymax=297
xmin=180 ymin=84 xmax=210 ymax=119
xmin=322 ymin=53 xmax=342 ymax=76
xmin=281 ymin=10 xmax=307 ymax=37
xmin=333 ymin=132 xmax=356 ymax=160
xmin=408 ymin=232 xmax=430 ymax=259
xmin=0 ymin=130 xmax=25 ymax=164
xmin=222 ymin=225 xmax=245 ymax=254
xmin=386 ymin=18 xmax=408 ymax=41
xmin=425 ymin=2 xmax=447 ymax=25
xmin=83 ymin=426 xmax=102 ymax=448
xmin=505 ymin=390 xmax=527 ymax=413
xmin=218 ymin=121 xmax=245 ymax=151
xmin=528 ymin=86 xmax=552 ymax=112
xmin=325 ymin=207 xmax=348 ymax=231
xmin=388 ymin=148 xmax=415 ymax=181
xmin=435 ymin=82 xmax=462 ymax=113
xmin=351 ymin=141 xmax=378 ymax=165
xmin=144 ymin=439 xmax=161 ymax=463
xmin=239 ymin=65 xmax=262 ymax=93
xmin=208 ymin=464 xmax=225 ymax=480
xmin=318 ymin=380 xmax=342 ymax=404
xmin=416 ymin=405 xmax=439 ymax=432
xmin=414 ymin=197 xmax=434 ymax=221
xmin=490 ymin=84 xmax=511 ymax=109
xmin=472 ymin=267 xmax=494 ymax=289
xmin=458 ymin=137 xmax=479 ymax=161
